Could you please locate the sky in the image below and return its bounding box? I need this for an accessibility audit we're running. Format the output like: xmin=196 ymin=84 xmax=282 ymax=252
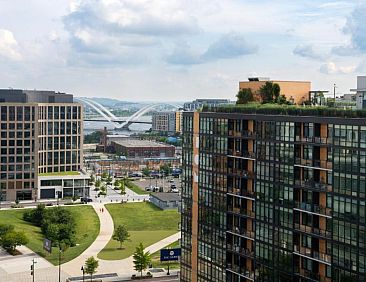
xmin=0 ymin=0 xmax=365 ymax=102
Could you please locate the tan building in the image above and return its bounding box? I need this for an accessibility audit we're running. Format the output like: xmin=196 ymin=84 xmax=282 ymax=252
xmin=175 ymin=110 xmax=183 ymax=133
xmin=239 ymin=77 xmax=311 ymax=104
xmin=0 ymin=89 xmax=89 ymax=202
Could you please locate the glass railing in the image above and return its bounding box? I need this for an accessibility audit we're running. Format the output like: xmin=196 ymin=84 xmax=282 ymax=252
xmin=294 ymin=201 xmax=332 ymax=216
xmin=227 ymin=244 xmax=255 ymax=258
xmin=295 ymin=136 xmax=332 ymax=144
xmin=294 ymin=223 xmax=331 ymax=238
xmin=227 ymin=187 xmax=256 ymax=199
xmin=295 ymin=158 xmax=333 ymax=170
xmin=227 ymin=168 xmax=254 ymax=178
xmin=228 ymin=226 xmax=255 ymax=239
xmin=293 ymin=245 xmax=331 ymax=263
xmin=294 ymin=179 xmax=332 ymax=192
xmin=226 ymin=264 xmax=255 ymax=280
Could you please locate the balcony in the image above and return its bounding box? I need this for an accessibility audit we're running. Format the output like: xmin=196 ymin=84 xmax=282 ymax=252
xmin=295 ymin=136 xmax=332 ymax=145
xmin=294 ymin=158 xmax=332 ymax=170
xmin=227 ymin=227 xmax=255 ymax=240
xmin=294 ymin=245 xmax=331 ymax=265
xmin=228 ymin=130 xmax=255 ymax=139
xmin=294 ymin=179 xmax=332 ymax=192
xmin=227 ymin=187 xmax=256 ymax=200
xmin=228 ymin=150 xmax=256 ymax=160
xmin=294 ymin=223 xmax=331 ymax=238
xmin=294 ymin=267 xmax=323 ymax=282
xmin=227 ymin=244 xmax=255 ymax=258
xmin=227 ymin=168 xmax=255 ymax=179
xmin=294 ymin=201 xmax=332 ymax=217
xmin=226 ymin=264 xmax=255 ymax=281
xmin=228 ymin=206 xmax=255 ymax=218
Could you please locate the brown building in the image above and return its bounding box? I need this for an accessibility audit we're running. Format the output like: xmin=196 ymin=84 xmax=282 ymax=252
xmin=0 ymin=89 xmax=89 ymax=202
xmin=239 ymin=77 xmax=311 ymax=104
xmin=111 ymin=139 xmax=175 ymax=158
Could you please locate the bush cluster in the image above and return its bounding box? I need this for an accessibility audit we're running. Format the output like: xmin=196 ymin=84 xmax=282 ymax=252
xmin=23 ymin=204 xmax=76 ymax=247
xmin=0 ymin=224 xmax=28 ymax=255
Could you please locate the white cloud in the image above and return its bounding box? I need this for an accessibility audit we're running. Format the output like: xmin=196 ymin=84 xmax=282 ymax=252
xmin=319 ymin=61 xmax=356 ymax=74
xmin=0 ymin=29 xmax=22 ymax=60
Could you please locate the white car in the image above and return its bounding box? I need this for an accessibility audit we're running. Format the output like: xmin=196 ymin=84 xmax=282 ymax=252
xmin=171 ymin=188 xmax=179 ymax=193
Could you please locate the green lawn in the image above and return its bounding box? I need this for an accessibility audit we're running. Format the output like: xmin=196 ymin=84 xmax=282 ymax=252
xmin=125 ymin=180 xmax=149 ymax=195
xmin=150 ymin=240 xmax=180 ymax=269
xmin=0 ymin=205 xmax=99 ymax=265
xmin=98 ymin=202 xmax=180 ymax=260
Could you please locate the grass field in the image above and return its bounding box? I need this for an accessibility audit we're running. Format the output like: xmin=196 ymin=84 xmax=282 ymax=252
xmin=125 ymin=180 xmax=149 ymax=195
xmin=98 ymin=202 xmax=179 ymax=260
xmin=0 ymin=205 xmax=99 ymax=265
xmin=150 ymin=240 xmax=180 ymax=269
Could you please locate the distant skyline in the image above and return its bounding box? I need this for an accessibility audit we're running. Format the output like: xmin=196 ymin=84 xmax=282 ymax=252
xmin=0 ymin=0 xmax=365 ymax=101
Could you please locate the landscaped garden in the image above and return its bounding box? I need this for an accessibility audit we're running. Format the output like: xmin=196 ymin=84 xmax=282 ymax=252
xmin=98 ymin=202 xmax=179 ymax=260
xmin=0 ymin=205 xmax=99 ymax=265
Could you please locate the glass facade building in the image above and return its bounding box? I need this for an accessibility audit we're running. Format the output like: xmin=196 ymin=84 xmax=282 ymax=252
xmin=181 ymin=110 xmax=366 ymax=282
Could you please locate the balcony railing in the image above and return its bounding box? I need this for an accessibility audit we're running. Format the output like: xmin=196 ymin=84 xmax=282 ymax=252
xmin=294 ymin=201 xmax=332 ymax=217
xmin=228 ymin=227 xmax=255 ymax=239
xmin=295 ymin=136 xmax=332 ymax=145
xmin=294 ymin=245 xmax=331 ymax=264
xmin=227 ymin=168 xmax=254 ymax=179
xmin=226 ymin=264 xmax=255 ymax=280
xmin=294 ymin=223 xmax=331 ymax=238
xmin=294 ymin=267 xmax=322 ymax=281
xmin=227 ymin=187 xmax=256 ymax=199
xmin=228 ymin=206 xmax=256 ymax=218
xmin=228 ymin=150 xmax=256 ymax=159
xmin=294 ymin=179 xmax=332 ymax=192
xmin=227 ymin=244 xmax=255 ymax=258
xmin=295 ymin=158 xmax=333 ymax=170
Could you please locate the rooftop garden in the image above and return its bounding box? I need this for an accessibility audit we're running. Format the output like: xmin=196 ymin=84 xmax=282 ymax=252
xmin=203 ymin=103 xmax=366 ymax=118
xmin=202 ymin=81 xmax=366 ymax=118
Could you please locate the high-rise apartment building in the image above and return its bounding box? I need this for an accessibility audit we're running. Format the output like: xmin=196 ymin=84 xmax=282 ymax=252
xmin=152 ymin=111 xmax=177 ymax=133
xmin=0 ymin=89 xmax=89 ymax=202
xmin=181 ymin=107 xmax=366 ymax=281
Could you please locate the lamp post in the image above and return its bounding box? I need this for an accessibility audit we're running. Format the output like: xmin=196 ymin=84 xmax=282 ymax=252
xmin=58 ymin=247 xmax=62 ymax=282
xmin=81 ymin=266 xmax=85 ymax=282
xmin=333 ymin=83 xmax=337 ymax=106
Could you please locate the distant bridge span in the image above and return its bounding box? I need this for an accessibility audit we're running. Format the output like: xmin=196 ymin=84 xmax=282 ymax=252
xmin=76 ymin=98 xmax=181 ymax=129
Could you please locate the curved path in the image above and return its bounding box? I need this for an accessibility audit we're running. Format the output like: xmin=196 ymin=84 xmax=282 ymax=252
xmin=62 ymin=203 xmax=114 ymax=275
xmin=63 ymin=202 xmax=180 ymax=279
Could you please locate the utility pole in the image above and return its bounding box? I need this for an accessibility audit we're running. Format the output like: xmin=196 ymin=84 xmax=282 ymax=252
xmin=58 ymin=247 xmax=62 ymax=282
xmin=333 ymin=83 xmax=337 ymax=106
xmin=31 ymin=258 xmax=37 ymax=282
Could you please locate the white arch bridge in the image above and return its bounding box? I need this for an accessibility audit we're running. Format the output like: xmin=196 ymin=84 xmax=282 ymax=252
xmin=76 ymin=97 xmax=181 ymax=130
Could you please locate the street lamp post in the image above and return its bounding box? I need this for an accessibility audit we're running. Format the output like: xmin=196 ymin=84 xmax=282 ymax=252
xmin=81 ymin=266 xmax=85 ymax=282
xmin=58 ymin=247 xmax=62 ymax=282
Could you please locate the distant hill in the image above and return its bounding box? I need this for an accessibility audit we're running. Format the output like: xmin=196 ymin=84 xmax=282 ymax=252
xmin=90 ymin=98 xmax=139 ymax=107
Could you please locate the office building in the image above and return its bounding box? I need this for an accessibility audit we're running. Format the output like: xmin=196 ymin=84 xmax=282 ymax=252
xmin=351 ymin=76 xmax=366 ymax=109
xmin=181 ymin=106 xmax=366 ymax=281
xmin=239 ymin=77 xmax=311 ymax=104
xmin=0 ymin=89 xmax=89 ymax=202
xmin=152 ymin=111 xmax=176 ymax=133
xmin=183 ymin=99 xmax=233 ymax=111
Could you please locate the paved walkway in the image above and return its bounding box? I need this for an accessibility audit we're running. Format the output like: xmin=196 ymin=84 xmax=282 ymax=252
xmin=62 ymin=203 xmax=114 ymax=276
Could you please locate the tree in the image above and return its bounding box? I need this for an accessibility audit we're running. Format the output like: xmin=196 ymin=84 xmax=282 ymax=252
xmin=0 ymin=231 xmax=28 ymax=254
xmin=0 ymin=224 xmax=14 ymax=238
xmin=133 ymin=243 xmax=151 ymax=277
xmin=276 ymin=94 xmax=288 ymax=105
xmin=23 ymin=204 xmax=46 ymax=226
xmin=142 ymin=168 xmax=150 ymax=177
xmin=259 ymin=82 xmax=281 ymax=104
xmin=95 ymin=179 xmax=101 ymax=188
xmin=236 ymin=88 xmax=254 ymax=104
xmin=90 ymin=175 xmax=95 ymax=184
xmin=101 ymin=172 xmax=108 ymax=180
xmin=84 ymin=256 xmax=99 ymax=281
xmin=112 ymin=225 xmax=130 ymax=249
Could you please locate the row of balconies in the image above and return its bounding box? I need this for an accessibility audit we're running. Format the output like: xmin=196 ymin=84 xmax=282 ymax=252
xmin=228 ymin=206 xmax=255 ymax=218
xmin=228 ymin=227 xmax=255 ymax=239
xmin=294 ymin=223 xmax=331 ymax=238
xmin=228 ymin=150 xmax=256 ymax=159
xmin=227 ymin=168 xmax=254 ymax=179
xmin=228 ymin=130 xmax=255 ymax=138
xmin=227 ymin=187 xmax=256 ymax=200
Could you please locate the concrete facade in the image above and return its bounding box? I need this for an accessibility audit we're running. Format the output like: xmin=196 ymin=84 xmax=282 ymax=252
xmin=152 ymin=111 xmax=176 ymax=133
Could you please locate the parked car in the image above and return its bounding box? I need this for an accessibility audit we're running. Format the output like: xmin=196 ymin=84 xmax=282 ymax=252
xmin=171 ymin=188 xmax=179 ymax=193
xmin=170 ymin=184 xmax=177 ymax=189
xmin=81 ymin=197 xmax=93 ymax=203
xmin=168 ymin=179 xmax=175 ymax=183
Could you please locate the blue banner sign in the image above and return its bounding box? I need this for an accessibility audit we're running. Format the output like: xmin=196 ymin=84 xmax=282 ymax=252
xmin=160 ymin=248 xmax=181 ymax=261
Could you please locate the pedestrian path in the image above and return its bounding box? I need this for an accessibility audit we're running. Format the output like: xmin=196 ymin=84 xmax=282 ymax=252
xmin=62 ymin=203 xmax=114 ymax=276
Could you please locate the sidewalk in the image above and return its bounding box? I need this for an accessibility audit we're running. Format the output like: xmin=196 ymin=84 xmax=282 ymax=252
xmin=62 ymin=203 xmax=114 ymax=276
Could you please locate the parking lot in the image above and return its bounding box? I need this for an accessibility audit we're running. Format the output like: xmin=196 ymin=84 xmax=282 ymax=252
xmin=132 ymin=176 xmax=182 ymax=193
